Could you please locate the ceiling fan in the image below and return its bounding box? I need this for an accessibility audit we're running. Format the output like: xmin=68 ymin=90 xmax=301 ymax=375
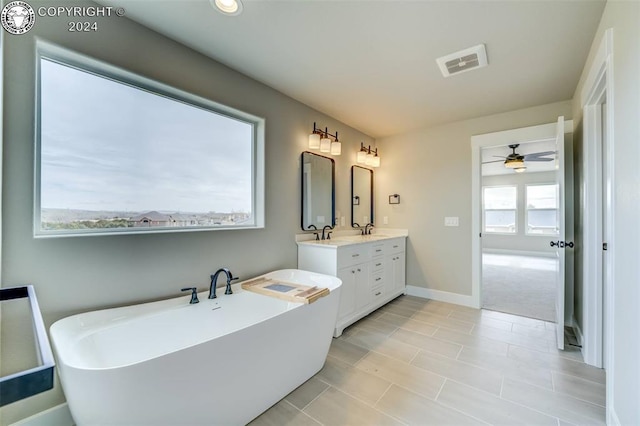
xmin=483 ymin=144 xmax=555 ymax=172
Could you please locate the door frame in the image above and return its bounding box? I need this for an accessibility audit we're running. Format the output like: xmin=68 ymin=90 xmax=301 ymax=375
xmin=579 ymin=29 xmax=614 ymax=374
xmin=470 ymin=121 xmax=573 ymax=310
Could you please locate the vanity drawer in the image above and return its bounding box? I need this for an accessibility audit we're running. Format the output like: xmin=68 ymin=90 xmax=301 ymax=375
xmin=338 ymin=245 xmax=370 ymax=268
xmin=386 ymin=238 xmax=405 ymax=254
xmin=371 ymin=243 xmax=385 ymax=258
xmin=371 ymin=286 xmax=385 ymax=302
xmin=372 ymin=272 xmax=384 ymax=289
xmin=371 ymin=258 xmax=385 ymax=273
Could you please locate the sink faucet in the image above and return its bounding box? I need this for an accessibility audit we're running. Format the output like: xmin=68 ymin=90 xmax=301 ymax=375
xmin=364 ymin=223 xmax=374 ymax=235
xmin=307 ymin=224 xmax=320 ymax=241
xmin=322 ymin=225 xmax=333 ymax=240
xmin=209 ymin=268 xmax=238 ymax=299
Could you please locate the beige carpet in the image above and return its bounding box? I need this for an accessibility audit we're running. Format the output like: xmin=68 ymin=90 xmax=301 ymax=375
xmin=482 ymin=253 xmax=558 ymax=322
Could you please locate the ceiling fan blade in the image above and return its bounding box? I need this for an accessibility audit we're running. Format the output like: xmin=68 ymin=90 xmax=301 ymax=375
xmin=482 ymin=160 xmax=505 ymax=164
xmin=525 ymin=157 xmax=554 ymax=162
xmin=524 ymin=151 xmax=556 ymax=159
xmin=492 ymin=155 xmax=507 ymax=159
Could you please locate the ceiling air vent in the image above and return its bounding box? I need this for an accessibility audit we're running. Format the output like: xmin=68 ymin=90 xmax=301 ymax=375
xmin=436 ymin=44 xmax=488 ymax=78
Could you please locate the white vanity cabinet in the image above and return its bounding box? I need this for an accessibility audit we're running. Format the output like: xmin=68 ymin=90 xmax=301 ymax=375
xmin=297 ymin=235 xmax=407 ymax=337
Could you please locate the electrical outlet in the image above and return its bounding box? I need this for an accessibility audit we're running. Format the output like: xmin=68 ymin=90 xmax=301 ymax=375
xmin=383 ymin=216 xmax=389 ymax=225
xmin=444 ymin=217 xmax=459 ymax=227
xmin=341 ymin=216 xmax=345 ymax=226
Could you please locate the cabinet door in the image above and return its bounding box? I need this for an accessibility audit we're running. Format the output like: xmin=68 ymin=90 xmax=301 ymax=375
xmin=392 ymin=252 xmax=406 ymax=292
xmin=354 ymin=263 xmax=371 ymax=311
xmin=337 ymin=266 xmax=357 ymax=320
xmin=386 ymin=252 xmax=406 ymax=293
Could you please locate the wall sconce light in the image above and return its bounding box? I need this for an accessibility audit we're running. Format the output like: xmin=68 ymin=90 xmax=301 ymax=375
xmin=389 ymin=194 xmax=400 ymax=204
xmin=309 ymin=122 xmax=341 ymax=155
xmin=356 ymin=142 xmax=380 ymax=168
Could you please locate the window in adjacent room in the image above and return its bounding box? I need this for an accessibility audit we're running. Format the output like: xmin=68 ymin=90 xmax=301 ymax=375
xmin=35 ymin=42 xmax=265 ymax=237
xmin=526 ymin=184 xmax=559 ymax=235
xmin=483 ymin=185 xmax=517 ymax=234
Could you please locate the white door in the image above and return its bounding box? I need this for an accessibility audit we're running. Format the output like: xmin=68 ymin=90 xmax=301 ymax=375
xmin=554 ymin=116 xmax=566 ymax=350
xmin=600 ymin=100 xmax=610 ymax=367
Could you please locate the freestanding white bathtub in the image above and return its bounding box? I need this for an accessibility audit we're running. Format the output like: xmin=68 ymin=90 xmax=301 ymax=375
xmin=50 ymin=269 xmax=341 ymax=426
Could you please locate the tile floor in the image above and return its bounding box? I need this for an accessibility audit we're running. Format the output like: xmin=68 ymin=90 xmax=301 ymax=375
xmin=249 ymin=296 xmax=605 ymax=426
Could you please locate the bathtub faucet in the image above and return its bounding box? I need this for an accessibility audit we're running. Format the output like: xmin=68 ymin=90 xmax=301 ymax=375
xmin=209 ymin=268 xmax=239 ymax=299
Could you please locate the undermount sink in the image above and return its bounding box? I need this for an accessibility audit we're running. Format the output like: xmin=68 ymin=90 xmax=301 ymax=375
xmin=334 ymin=234 xmax=390 ymax=242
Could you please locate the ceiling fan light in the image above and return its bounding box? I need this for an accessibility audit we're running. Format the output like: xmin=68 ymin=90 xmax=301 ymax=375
xmin=514 ymin=166 xmax=526 ymax=173
xmin=504 ymin=159 xmax=525 ymax=168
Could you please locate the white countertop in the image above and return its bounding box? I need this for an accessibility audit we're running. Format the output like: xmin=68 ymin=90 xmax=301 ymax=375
xmin=296 ymin=229 xmax=408 ymax=248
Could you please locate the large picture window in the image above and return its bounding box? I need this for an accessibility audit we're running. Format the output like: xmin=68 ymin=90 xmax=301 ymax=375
xmin=526 ymin=184 xmax=559 ymax=235
xmin=36 ymin=43 xmax=264 ymax=237
xmin=483 ymin=186 xmax=517 ymax=234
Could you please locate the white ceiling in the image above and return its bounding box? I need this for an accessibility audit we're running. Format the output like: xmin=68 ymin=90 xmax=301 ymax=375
xmin=102 ymin=0 xmax=606 ymax=138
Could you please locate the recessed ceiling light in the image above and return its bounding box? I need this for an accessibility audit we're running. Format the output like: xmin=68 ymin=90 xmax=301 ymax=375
xmin=211 ymin=0 xmax=243 ymax=16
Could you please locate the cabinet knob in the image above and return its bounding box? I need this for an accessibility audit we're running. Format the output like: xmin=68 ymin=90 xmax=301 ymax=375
xmin=375 ymin=292 xmax=381 ymax=296
xmin=357 ymin=268 xmax=361 ymax=272
xmin=352 ymin=254 xmax=360 ymax=258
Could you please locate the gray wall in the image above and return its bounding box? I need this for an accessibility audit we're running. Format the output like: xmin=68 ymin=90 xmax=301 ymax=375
xmin=375 ymin=100 xmax=572 ymax=296
xmin=0 ymin=1 xmax=374 ymax=423
xmin=571 ymin=1 xmax=640 ymax=423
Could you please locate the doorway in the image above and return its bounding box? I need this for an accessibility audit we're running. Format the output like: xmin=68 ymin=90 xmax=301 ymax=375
xmin=471 ymin=119 xmax=573 ymax=351
xmin=579 ymin=28 xmax=613 ymax=371
xmin=480 ymin=140 xmax=560 ymax=322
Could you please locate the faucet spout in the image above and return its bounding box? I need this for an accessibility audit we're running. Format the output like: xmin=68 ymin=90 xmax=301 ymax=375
xmin=364 ymin=223 xmax=374 ymax=235
xmin=209 ymin=268 xmax=238 ymax=299
xmin=321 ymin=225 xmax=333 ymax=240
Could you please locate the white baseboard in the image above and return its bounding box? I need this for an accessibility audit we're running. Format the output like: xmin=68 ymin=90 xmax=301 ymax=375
xmin=608 ymin=407 xmax=621 ymax=426
xmin=482 ymin=248 xmax=556 ymax=258
xmin=571 ymin=315 xmax=584 ymax=346
xmin=406 ymin=285 xmax=475 ymax=308
xmin=10 ymin=403 xmax=73 ymax=426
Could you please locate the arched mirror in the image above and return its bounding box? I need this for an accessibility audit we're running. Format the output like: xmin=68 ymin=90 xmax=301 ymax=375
xmin=351 ymin=165 xmax=373 ymax=227
xmin=301 ymin=152 xmax=335 ymax=231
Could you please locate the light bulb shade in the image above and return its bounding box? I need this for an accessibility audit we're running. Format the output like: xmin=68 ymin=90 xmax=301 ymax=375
xmin=365 ymin=152 xmax=374 ymax=165
xmin=514 ymin=166 xmax=526 ymax=173
xmin=357 ymin=150 xmax=367 ymax=164
xmin=371 ymin=155 xmax=381 ymax=168
xmin=330 ymin=141 xmax=341 ymax=155
xmin=308 ymin=133 xmax=320 ymax=149
xmin=320 ymin=137 xmax=331 ymax=152
xmin=504 ymin=159 xmax=525 ymax=168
